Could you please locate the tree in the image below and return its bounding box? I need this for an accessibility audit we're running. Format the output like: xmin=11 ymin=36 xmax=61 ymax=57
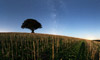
xmin=21 ymin=19 xmax=42 ymax=33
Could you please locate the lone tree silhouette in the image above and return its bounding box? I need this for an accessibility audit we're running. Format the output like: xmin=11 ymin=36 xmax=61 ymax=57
xmin=21 ymin=19 xmax=42 ymax=33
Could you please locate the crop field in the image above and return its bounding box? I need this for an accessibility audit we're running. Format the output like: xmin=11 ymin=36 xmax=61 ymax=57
xmin=0 ymin=33 xmax=100 ymax=60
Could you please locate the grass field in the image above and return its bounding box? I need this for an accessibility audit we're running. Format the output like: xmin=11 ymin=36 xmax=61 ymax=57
xmin=0 ymin=33 xmax=100 ymax=60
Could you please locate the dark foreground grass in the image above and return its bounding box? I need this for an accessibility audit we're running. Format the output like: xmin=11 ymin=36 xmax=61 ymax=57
xmin=0 ymin=33 xmax=100 ymax=60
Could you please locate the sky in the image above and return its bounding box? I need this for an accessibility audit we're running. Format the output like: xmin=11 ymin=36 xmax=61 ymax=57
xmin=0 ymin=0 xmax=100 ymax=40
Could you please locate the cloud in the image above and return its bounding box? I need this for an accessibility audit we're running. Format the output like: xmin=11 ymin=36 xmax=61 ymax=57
xmin=58 ymin=0 xmax=65 ymax=8
xmin=52 ymin=13 xmax=57 ymax=17
xmin=46 ymin=0 xmax=66 ymax=35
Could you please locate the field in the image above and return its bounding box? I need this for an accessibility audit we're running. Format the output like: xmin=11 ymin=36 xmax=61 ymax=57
xmin=0 ymin=33 xmax=100 ymax=60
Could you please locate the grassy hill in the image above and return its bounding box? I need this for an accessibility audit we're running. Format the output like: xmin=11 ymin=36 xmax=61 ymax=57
xmin=93 ymin=40 xmax=100 ymax=42
xmin=0 ymin=33 xmax=100 ymax=60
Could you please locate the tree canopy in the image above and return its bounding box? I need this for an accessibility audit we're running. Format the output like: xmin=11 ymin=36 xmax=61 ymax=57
xmin=21 ymin=19 xmax=42 ymax=33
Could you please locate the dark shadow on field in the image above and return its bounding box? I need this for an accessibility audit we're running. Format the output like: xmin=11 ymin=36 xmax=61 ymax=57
xmin=76 ymin=42 xmax=86 ymax=60
xmin=94 ymin=49 xmax=99 ymax=60
xmin=0 ymin=40 xmax=2 ymax=60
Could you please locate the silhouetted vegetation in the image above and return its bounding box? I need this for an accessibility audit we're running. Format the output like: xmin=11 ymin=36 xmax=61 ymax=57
xmin=93 ymin=40 xmax=100 ymax=42
xmin=21 ymin=19 xmax=42 ymax=33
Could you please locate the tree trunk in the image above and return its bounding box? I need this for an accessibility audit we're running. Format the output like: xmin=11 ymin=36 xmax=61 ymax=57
xmin=31 ymin=29 xmax=34 ymax=33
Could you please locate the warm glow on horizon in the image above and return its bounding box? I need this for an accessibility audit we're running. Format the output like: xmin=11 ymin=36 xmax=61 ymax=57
xmin=84 ymin=35 xmax=100 ymax=40
xmin=85 ymin=37 xmax=96 ymax=40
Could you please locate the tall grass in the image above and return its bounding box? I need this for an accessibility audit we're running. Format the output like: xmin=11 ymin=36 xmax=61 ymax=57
xmin=0 ymin=33 xmax=100 ymax=60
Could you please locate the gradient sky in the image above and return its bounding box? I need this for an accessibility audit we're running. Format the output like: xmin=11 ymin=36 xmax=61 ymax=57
xmin=0 ymin=0 xmax=100 ymax=40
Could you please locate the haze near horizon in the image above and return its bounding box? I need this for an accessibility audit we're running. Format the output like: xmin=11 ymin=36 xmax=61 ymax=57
xmin=0 ymin=0 xmax=100 ymax=40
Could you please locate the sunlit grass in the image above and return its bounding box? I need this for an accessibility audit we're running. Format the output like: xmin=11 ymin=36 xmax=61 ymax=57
xmin=0 ymin=33 xmax=100 ymax=60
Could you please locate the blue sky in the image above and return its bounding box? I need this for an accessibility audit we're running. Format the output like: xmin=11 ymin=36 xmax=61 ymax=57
xmin=0 ymin=0 xmax=100 ymax=40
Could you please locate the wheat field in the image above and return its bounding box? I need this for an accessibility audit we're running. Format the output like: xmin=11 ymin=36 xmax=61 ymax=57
xmin=0 ymin=33 xmax=100 ymax=60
